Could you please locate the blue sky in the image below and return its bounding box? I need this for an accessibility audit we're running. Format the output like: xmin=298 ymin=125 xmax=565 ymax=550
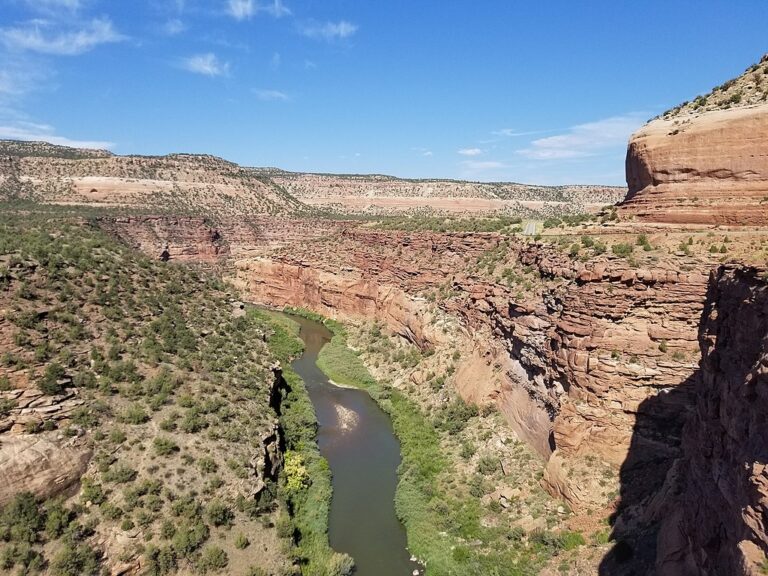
xmin=0 ymin=0 xmax=766 ymax=185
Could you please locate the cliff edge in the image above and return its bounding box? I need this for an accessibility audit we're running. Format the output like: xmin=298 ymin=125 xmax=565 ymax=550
xmin=621 ymin=55 xmax=768 ymax=225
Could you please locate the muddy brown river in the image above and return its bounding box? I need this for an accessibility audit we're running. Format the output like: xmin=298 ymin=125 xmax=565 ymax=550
xmin=288 ymin=314 xmax=420 ymax=576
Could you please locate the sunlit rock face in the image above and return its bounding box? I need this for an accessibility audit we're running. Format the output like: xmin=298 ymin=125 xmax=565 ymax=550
xmin=621 ymin=104 xmax=768 ymax=225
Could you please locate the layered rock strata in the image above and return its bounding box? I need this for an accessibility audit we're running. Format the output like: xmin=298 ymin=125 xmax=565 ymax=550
xmin=654 ymin=265 xmax=768 ymax=575
xmin=622 ymin=104 xmax=768 ymax=224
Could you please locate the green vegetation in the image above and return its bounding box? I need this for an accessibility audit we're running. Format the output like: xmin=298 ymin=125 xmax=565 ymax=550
xmin=0 ymin=213 xmax=303 ymax=574
xmin=376 ymin=215 xmax=523 ymax=234
xmin=255 ymin=307 xmax=354 ymax=575
xmin=299 ymin=308 xmax=569 ymax=575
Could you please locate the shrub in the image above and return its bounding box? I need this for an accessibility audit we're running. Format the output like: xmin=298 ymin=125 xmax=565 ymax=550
xmin=80 ymin=479 xmax=105 ymax=505
xmin=120 ymin=403 xmax=149 ymax=425
xmin=205 ymin=500 xmax=233 ymax=527
xmin=197 ymin=457 xmax=218 ymax=474
xmin=39 ymin=363 xmax=66 ymax=395
xmin=560 ymin=530 xmax=586 ymax=550
xmin=0 ymin=493 xmax=43 ymax=543
xmin=44 ymin=500 xmax=74 ymax=539
xmin=435 ymin=398 xmax=478 ymax=434
xmin=197 ymin=546 xmax=228 ymax=573
xmin=144 ymin=545 xmax=177 ymax=576
xmin=476 ymin=456 xmax=500 ymax=476
xmin=50 ymin=543 xmax=101 ymax=576
xmin=103 ymin=464 xmax=137 ymax=484
xmin=611 ymin=243 xmax=633 ymax=257
xmin=234 ymin=532 xmax=249 ymax=549
xmin=153 ymin=437 xmax=179 ymax=456
xmin=171 ymin=520 xmax=209 ymax=556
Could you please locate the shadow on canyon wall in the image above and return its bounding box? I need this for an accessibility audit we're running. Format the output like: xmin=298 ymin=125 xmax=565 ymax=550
xmin=598 ymin=372 xmax=699 ymax=576
xmin=600 ymin=265 xmax=768 ymax=575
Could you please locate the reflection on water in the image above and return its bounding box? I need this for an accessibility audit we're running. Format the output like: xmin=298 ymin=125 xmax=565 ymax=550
xmin=287 ymin=314 xmax=421 ymax=576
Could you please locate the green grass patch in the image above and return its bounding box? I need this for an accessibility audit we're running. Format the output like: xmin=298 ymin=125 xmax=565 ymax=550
xmin=303 ymin=312 xmax=553 ymax=575
xmin=258 ymin=313 xmax=353 ymax=576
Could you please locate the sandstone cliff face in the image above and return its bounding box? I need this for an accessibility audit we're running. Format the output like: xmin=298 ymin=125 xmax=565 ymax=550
xmin=224 ymin=223 xmax=709 ymax=510
xmin=654 ymin=265 xmax=768 ymax=575
xmin=621 ymin=104 xmax=768 ymax=224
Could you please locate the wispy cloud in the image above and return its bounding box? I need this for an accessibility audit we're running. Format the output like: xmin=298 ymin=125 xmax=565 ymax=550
xmin=24 ymin=0 xmax=82 ymax=14
xmin=270 ymin=52 xmax=281 ymax=69
xmin=253 ymin=88 xmax=289 ymax=101
xmin=0 ymin=121 xmax=113 ymax=149
xmin=458 ymin=147 xmax=482 ymax=157
xmin=299 ymin=20 xmax=358 ymax=41
xmin=181 ymin=53 xmax=230 ymax=76
xmin=412 ymin=147 xmax=433 ymax=157
xmin=227 ymin=0 xmax=291 ymax=20
xmin=493 ymin=128 xmax=552 ymax=138
xmin=0 ymin=18 xmax=125 ymax=56
xmin=163 ymin=18 xmax=186 ymax=35
xmin=518 ymin=113 xmax=647 ymax=160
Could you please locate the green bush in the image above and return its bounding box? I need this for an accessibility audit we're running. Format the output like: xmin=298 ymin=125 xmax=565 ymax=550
xmin=153 ymin=436 xmax=179 ymax=456
xmin=205 ymin=500 xmax=233 ymax=527
xmin=234 ymin=532 xmax=249 ymax=549
xmin=435 ymin=398 xmax=478 ymax=434
xmin=39 ymin=363 xmax=66 ymax=395
xmin=144 ymin=545 xmax=177 ymax=576
xmin=120 ymin=403 xmax=149 ymax=425
xmin=50 ymin=543 xmax=101 ymax=576
xmin=197 ymin=546 xmax=228 ymax=573
xmin=0 ymin=492 xmax=43 ymax=543
xmin=476 ymin=456 xmax=500 ymax=476
xmin=611 ymin=243 xmax=633 ymax=257
xmin=171 ymin=520 xmax=209 ymax=556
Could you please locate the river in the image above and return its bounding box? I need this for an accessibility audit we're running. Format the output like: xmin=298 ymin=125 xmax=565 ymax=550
xmin=288 ymin=314 xmax=420 ymax=576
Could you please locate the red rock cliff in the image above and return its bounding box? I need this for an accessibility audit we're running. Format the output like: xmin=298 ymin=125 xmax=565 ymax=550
xmin=653 ymin=265 xmax=768 ymax=575
xmin=621 ymin=104 xmax=768 ymax=225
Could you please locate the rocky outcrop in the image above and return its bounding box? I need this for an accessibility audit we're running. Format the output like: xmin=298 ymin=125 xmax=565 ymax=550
xmin=653 ymin=265 xmax=768 ymax=575
xmin=621 ymin=104 xmax=768 ymax=224
xmin=227 ymin=224 xmax=708 ymax=505
xmin=0 ymin=434 xmax=91 ymax=506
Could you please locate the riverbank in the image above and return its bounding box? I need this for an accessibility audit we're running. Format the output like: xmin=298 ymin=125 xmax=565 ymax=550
xmin=249 ymin=309 xmax=353 ymax=576
xmin=284 ymin=307 xmax=599 ymax=575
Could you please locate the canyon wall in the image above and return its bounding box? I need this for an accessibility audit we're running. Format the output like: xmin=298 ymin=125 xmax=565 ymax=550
xmin=223 ymin=223 xmax=709 ymax=509
xmin=621 ymin=104 xmax=768 ymax=224
xmin=653 ymin=265 xmax=768 ymax=576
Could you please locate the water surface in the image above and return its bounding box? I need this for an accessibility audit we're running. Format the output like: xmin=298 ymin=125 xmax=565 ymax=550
xmin=288 ymin=314 xmax=419 ymax=576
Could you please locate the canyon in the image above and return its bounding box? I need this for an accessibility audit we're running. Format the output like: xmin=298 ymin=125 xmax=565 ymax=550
xmin=2 ymin=55 xmax=768 ymax=575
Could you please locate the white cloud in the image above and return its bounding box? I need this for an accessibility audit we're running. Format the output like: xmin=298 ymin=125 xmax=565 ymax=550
xmin=163 ymin=18 xmax=186 ymax=35
xmin=227 ymin=0 xmax=291 ymax=20
xmin=458 ymin=147 xmax=482 ymax=156
xmin=412 ymin=147 xmax=433 ymax=157
xmin=24 ymin=0 xmax=81 ymax=13
xmin=0 ymin=121 xmax=113 ymax=149
xmin=270 ymin=52 xmax=281 ymax=69
xmin=299 ymin=20 xmax=358 ymax=41
xmin=253 ymin=88 xmax=289 ymax=101
xmin=227 ymin=0 xmax=255 ymax=20
xmin=264 ymin=0 xmax=291 ymax=18
xmin=181 ymin=53 xmax=230 ymax=76
xmin=518 ymin=113 xmax=647 ymax=160
xmin=0 ymin=18 xmax=125 ymax=56
xmin=493 ymin=128 xmax=549 ymax=138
